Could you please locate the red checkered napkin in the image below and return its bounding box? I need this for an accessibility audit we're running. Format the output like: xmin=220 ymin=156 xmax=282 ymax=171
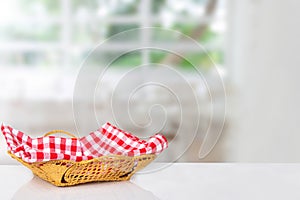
xmin=80 ymin=122 xmax=168 ymax=157
xmin=1 ymin=122 xmax=168 ymax=163
xmin=1 ymin=125 xmax=94 ymax=162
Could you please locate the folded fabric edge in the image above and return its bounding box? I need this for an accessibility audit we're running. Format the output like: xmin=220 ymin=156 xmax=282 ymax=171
xmin=1 ymin=122 xmax=6 ymax=132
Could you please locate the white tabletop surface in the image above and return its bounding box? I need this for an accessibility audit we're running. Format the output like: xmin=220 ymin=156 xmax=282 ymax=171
xmin=1 ymin=163 xmax=300 ymax=200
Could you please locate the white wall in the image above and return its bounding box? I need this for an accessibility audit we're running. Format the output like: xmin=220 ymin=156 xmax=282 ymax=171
xmin=226 ymin=0 xmax=300 ymax=161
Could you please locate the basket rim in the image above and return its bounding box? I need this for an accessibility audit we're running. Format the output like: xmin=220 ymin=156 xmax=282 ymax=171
xmin=7 ymin=151 xmax=156 ymax=164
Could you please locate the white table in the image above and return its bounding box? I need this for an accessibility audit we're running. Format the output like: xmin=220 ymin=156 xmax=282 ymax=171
xmin=1 ymin=163 xmax=300 ymax=200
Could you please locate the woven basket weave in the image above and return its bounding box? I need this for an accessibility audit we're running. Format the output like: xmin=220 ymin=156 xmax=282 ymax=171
xmin=8 ymin=130 xmax=156 ymax=187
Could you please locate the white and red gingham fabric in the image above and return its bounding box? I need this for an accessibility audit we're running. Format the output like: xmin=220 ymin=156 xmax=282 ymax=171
xmin=1 ymin=122 xmax=168 ymax=163
xmin=80 ymin=122 xmax=168 ymax=157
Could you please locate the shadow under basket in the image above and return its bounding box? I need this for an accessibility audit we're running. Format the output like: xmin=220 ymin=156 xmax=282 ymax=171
xmin=8 ymin=151 xmax=156 ymax=187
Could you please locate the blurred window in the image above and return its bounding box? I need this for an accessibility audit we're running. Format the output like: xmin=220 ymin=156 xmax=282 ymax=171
xmin=0 ymin=0 xmax=226 ymax=100
xmin=0 ymin=0 xmax=226 ymax=69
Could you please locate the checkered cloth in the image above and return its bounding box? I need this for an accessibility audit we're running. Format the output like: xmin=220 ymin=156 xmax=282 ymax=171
xmin=1 ymin=122 xmax=168 ymax=163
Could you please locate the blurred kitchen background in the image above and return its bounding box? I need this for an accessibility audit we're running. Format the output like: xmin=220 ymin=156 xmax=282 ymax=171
xmin=1 ymin=0 xmax=300 ymax=164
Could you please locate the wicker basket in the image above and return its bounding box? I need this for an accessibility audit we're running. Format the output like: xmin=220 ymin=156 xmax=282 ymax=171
xmin=8 ymin=130 xmax=156 ymax=187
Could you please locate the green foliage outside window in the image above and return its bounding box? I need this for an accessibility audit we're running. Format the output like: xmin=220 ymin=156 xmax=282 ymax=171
xmin=3 ymin=0 xmax=224 ymax=71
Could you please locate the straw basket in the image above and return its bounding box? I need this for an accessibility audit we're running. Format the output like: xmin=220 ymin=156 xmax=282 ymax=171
xmin=8 ymin=130 xmax=156 ymax=187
